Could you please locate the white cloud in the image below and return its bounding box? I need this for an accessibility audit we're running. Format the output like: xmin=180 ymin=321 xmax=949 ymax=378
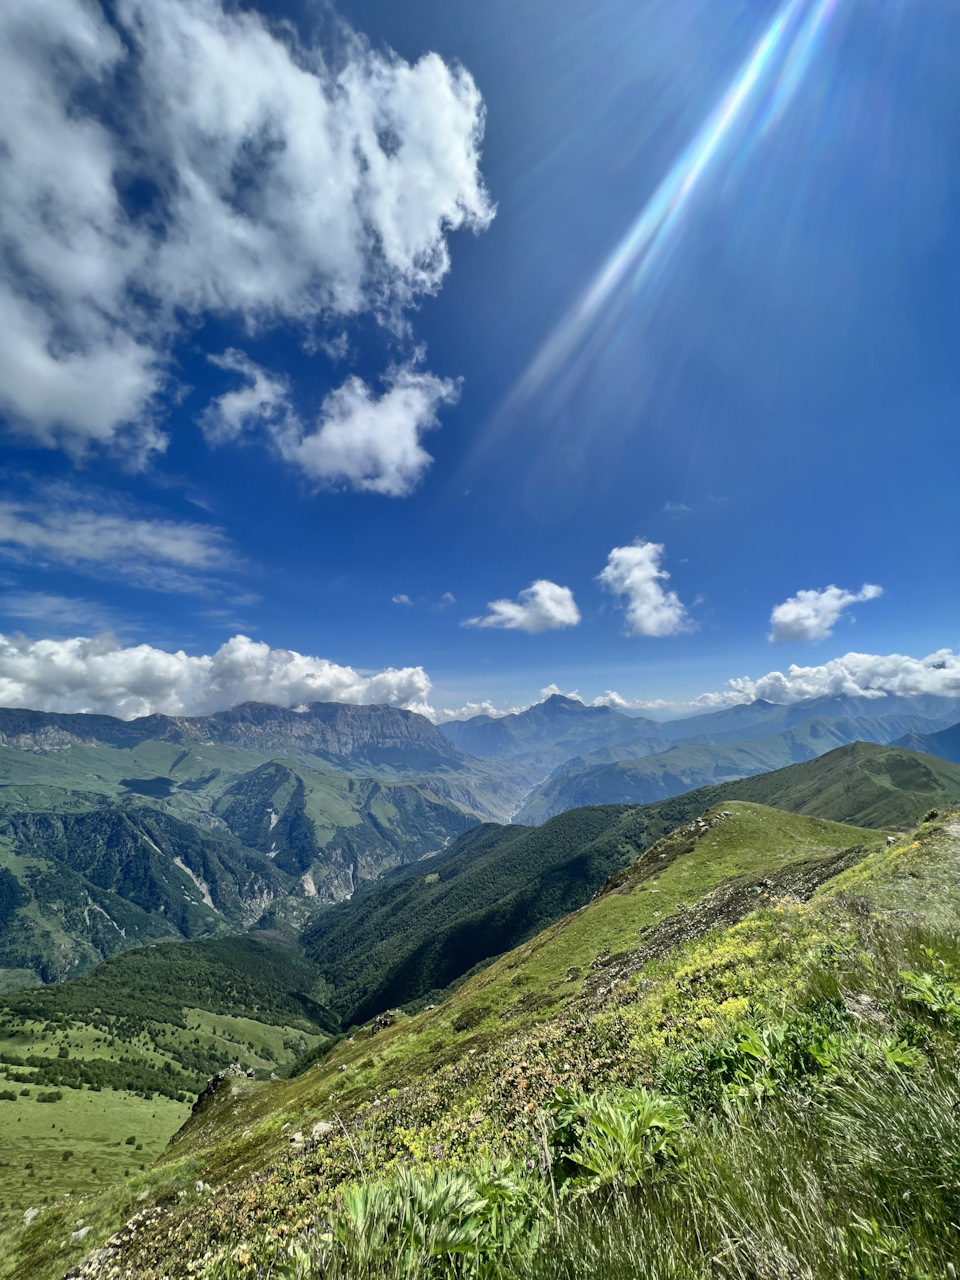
xmin=597 ymin=541 xmax=693 ymax=637
xmin=9 ymin=633 xmax=954 ymax=726
xmin=769 ymin=583 xmax=883 ymax=643
xmin=0 ymin=0 xmax=492 ymax=458
xmin=600 ymin=648 xmax=960 ymax=715
xmin=464 ymin=580 xmax=581 ymax=634
xmin=721 ymin=649 xmax=960 ymax=705
xmin=0 ymin=632 xmax=433 ymax=720
xmin=0 ymin=496 xmax=233 ymax=592
xmin=0 ymin=592 xmax=122 ymax=632
xmin=434 ymin=699 xmax=509 ymax=723
xmin=201 ymin=354 xmax=458 ymax=496
xmin=275 ymin=363 xmax=460 ymax=497
xmin=589 ymin=690 xmax=657 ymax=710
xmin=392 ymin=594 xmax=413 ymax=606
xmin=540 ymin=684 xmax=581 ymax=700
xmin=440 ymin=592 xmax=456 ymax=606
xmin=199 ymin=351 xmax=291 ymax=446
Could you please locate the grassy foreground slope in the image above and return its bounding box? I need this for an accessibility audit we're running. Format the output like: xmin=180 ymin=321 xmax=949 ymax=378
xmin=302 ymin=744 xmax=960 ymax=1026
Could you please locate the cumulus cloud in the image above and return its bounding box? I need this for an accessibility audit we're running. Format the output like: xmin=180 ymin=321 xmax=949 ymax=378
xmin=277 ymin=364 xmax=459 ymax=497
xmin=596 ymin=649 xmax=960 ymax=716
xmin=0 ymin=632 xmax=434 ymax=720
xmin=721 ymin=649 xmax=960 ymax=705
xmin=434 ymin=699 xmax=511 ymax=723
xmin=464 ymin=580 xmax=581 ymax=634
xmin=201 ymin=354 xmax=458 ymax=496
xmin=769 ymin=583 xmax=883 ymax=643
xmin=597 ymin=541 xmax=693 ymax=637
xmin=0 ymin=0 xmax=491 ymax=458
xmin=0 ymin=495 xmax=233 ymax=592
xmin=540 ymin=684 xmax=581 ymax=700
xmin=392 ymin=594 xmax=413 ymax=606
xmin=589 ymin=690 xmax=661 ymax=711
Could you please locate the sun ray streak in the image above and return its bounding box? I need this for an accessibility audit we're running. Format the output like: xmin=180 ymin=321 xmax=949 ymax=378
xmin=503 ymin=0 xmax=837 ymax=416
xmin=765 ymin=0 xmax=843 ymax=129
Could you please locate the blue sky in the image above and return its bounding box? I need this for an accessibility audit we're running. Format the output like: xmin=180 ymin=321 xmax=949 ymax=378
xmin=0 ymin=0 xmax=957 ymax=720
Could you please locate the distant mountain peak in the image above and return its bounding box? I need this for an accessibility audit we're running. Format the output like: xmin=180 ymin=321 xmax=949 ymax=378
xmin=540 ymin=694 xmax=585 ymax=710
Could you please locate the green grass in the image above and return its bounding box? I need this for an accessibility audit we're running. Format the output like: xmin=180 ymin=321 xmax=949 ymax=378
xmin=303 ymin=747 xmax=960 ymax=1031
xmin=0 ymin=935 xmax=338 ymax=1233
xmin=0 ymin=1085 xmax=190 ymax=1235
xmin=305 ymin=800 xmax=884 ymax=1028
xmin=718 ymin=741 xmax=960 ymax=829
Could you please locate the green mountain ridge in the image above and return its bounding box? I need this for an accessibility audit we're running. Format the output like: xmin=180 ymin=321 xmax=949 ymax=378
xmin=0 ymin=720 xmax=493 ymax=987
xmin=300 ymin=743 xmax=960 ymax=1026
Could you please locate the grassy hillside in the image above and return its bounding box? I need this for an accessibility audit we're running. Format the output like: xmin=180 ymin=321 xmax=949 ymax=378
xmin=302 ymin=803 xmax=882 ymax=1047
xmin=0 ymin=934 xmax=338 ymax=1235
xmin=301 ymin=791 xmax=804 ymax=1026
xmin=517 ymin=720 xmax=960 ymax=823
xmin=11 ymin=803 xmax=960 ymax=1279
xmin=301 ymin=806 xmax=638 ymax=1023
xmin=717 ymin=741 xmax=960 ymax=827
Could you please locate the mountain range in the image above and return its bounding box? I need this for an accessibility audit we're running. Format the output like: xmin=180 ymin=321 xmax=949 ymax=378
xmin=514 ymin=712 xmax=955 ymax=822
xmin=1 ymin=692 xmax=959 ymax=990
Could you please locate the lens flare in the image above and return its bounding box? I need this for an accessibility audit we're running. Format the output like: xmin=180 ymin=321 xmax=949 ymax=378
xmin=504 ymin=0 xmax=843 ymax=414
xmin=765 ymin=0 xmax=843 ymax=129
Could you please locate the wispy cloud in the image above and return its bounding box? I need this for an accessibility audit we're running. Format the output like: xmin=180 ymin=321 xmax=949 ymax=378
xmin=0 ymin=489 xmax=236 ymax=595
xmin=0 ymin=592 xmax=127 ymax=634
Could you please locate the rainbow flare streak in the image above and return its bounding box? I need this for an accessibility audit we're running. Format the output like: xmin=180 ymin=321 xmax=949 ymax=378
xmin=509 ymin=0 xmax=843 ymax=409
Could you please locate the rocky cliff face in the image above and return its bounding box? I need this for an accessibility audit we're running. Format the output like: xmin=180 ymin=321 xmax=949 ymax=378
xmin=0 ymin=702 xmax=468 ymax=770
